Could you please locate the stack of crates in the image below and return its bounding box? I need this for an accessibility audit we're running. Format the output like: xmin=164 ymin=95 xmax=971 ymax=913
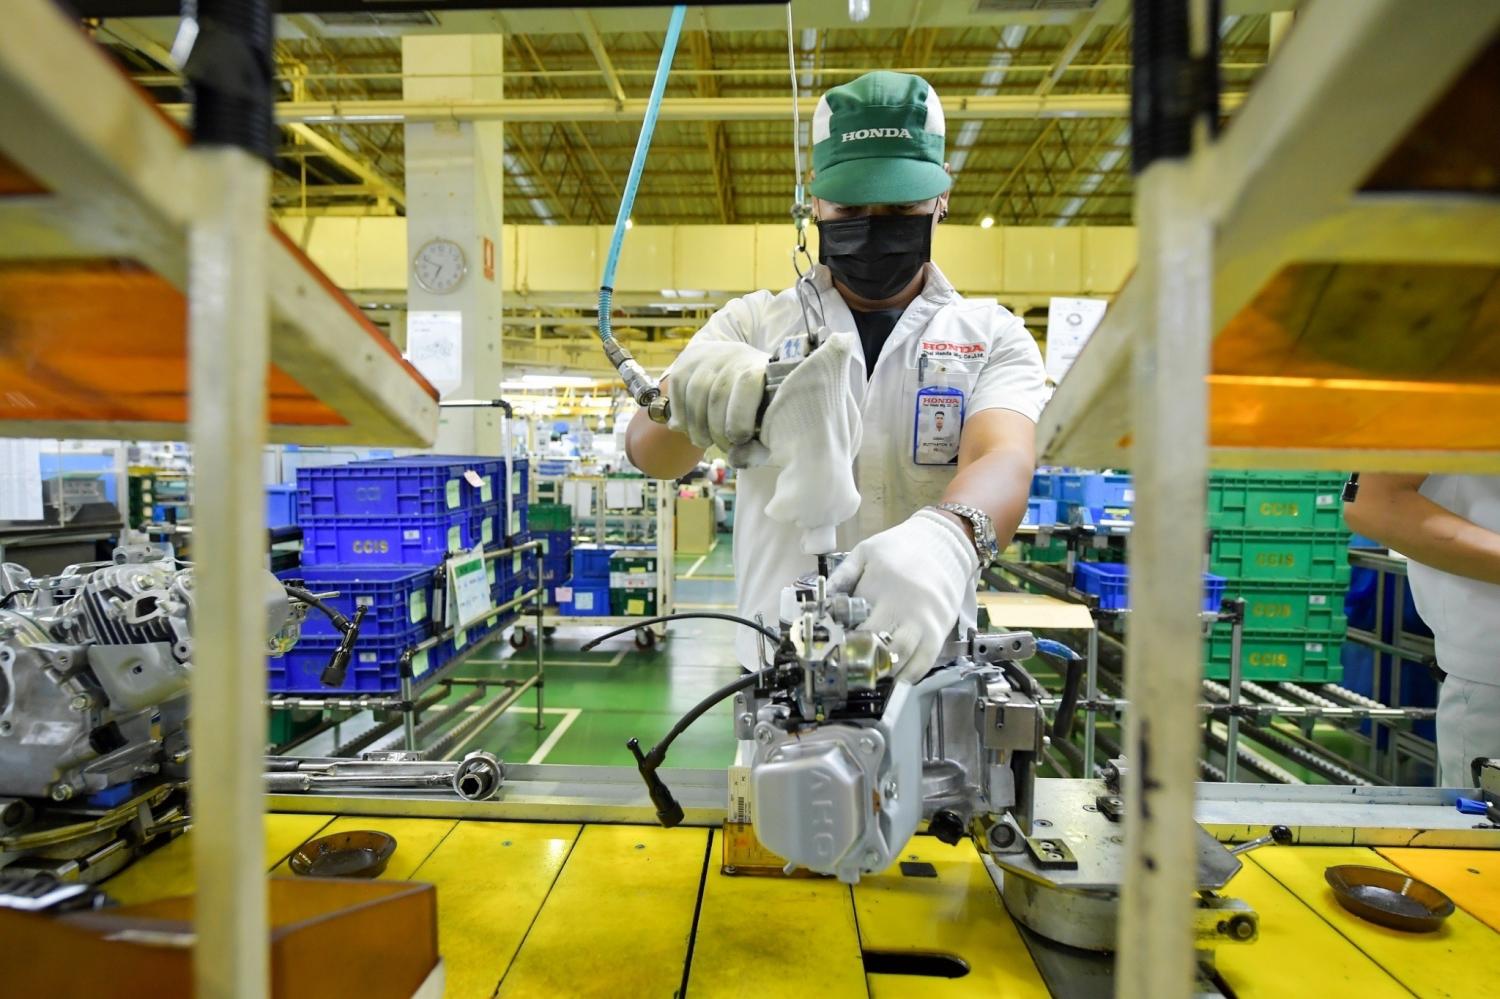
xmin=563 ymin=543 xmax=615 ymax=616
xmin=531 ymin=502 xmax=574 ymax=605
xmin=609 ymin=547 xmax=659 ymax=617
xmin=1021 ymin=470 xmax=1133 ymax=563
xmin=269 ymin=454 xmax=529 ymax=695
xmin=269 ymin=564 xmax=440 ymax=694
xmin=1205 ymin=471 xmax=1351 ymax=683
xmin=1055 ymin=471 xmax=1134 ymax=526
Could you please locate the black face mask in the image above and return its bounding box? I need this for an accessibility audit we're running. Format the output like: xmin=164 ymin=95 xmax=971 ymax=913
xmin=817 ymin=213 xmax=934 ymax=302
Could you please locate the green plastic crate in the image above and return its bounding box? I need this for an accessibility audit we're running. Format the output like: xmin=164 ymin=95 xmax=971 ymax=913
xmin=1203 ymin=627 xmax=1344 ymax=683
xmin=529 ymin=502 xmax=573 ymax=532
xmin=608 ymin=549 xmax=659 ymax=617
xmin=1209 ymin=528 xmax=1352 ymax=584
xmin=1020 ymin=537 xmax=1069 ymax=563
xmin=1208 ymin=471 xmax=1348 ymax=531
xmin=1224 ymin=580 xmax=1349 ymax=633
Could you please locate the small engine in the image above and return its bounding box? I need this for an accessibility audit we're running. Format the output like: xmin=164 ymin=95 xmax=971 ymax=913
xmin=0 ymin=546 xmax=299 ymax=807
xmin=737 ymin=576 xmax=1046 ymax=884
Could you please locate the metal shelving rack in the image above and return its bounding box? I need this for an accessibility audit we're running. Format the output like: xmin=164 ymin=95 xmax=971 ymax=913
xmin=0 ymin=4 xmax=439 ymax=995
xmin=1031 ymin=4 xmax=1500 ymax=996
xmin=266 ymin=539 xmax=547 ymax=757
xmin=534 ymin=473 xmax=676 ymax=646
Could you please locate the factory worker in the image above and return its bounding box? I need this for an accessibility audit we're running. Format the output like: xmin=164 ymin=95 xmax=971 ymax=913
xmin=1346 ymin=474 xmax=1500 ymax=786
xmin=626 ymin=71 xmax=1046 ymax=677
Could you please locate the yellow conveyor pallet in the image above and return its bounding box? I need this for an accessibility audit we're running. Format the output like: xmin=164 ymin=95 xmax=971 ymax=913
xmin=105 ymin=816 xmax=1500 ymax=998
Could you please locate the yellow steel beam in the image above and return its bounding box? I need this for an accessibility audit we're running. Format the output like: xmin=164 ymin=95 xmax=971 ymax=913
xmin=286 ymin=122 xmax=406 ymax=209
xmin=157 ymin=91 xmax=1247 ymax=125
xmin=575 ymin=10 xmax=628 ymax=105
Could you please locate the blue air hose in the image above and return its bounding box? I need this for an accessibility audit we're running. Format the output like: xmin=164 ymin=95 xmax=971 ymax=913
xmin=599 ymin=5 xmax=687 ymax=423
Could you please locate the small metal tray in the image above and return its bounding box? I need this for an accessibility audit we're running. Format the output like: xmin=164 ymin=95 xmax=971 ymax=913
xmin=1324 ymin=864 xmax=1455 ymax=932
xmin=289 ymin=830 xmax=397 ymax=879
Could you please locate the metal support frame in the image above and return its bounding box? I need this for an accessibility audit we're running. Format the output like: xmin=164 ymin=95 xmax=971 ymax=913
xmin=188 ymin=145 xmax=272 ymax=999
xmin=1117 ymin=154 xmax=1213 ymax=998
xmin=264 ymin=769 xmax=1500 ymax=850
xmin=1224 ymin=600 xmax=1245 ymax=783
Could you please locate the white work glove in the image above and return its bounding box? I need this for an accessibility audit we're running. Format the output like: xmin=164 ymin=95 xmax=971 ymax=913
xmin=666 ymin=339 xmax=771 ymax=458
xmin=752 ymin=331 xmax=865 ymax=553
xmin=828 ymin=507 xmax=978 ymax=681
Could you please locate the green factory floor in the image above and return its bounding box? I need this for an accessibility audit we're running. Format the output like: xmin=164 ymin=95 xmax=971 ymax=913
xmin=427 ymin=533 xmax=743 ymax=769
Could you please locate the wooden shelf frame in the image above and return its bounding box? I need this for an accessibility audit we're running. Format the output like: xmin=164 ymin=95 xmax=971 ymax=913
xmin=0 ymin=0 xmax=438 ymax=445
xmin=1039 ymin=1 xmax=1500 ymax=472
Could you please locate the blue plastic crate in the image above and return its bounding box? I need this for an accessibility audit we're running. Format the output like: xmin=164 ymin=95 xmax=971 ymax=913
xmin=1057 ymin=472 xmax=1134 ymax=508
xmin=299 ymin=509 xmax=481 ymax=565
xmin=267 ymin=485 xmax=297 ymax=528
xmin=541 ymin=553 xmax=572 ymax=587
xmin=376 ymin=454 xmax=513 ymax=508
xmin=465 ymin=501 xmax=504 ymax=549
xmin=1023 ymin=497 xmax=1059 ymax=527
xmin=1203 ymin=573 xmax=1228 ymax=613
xmin=277 ymin=565 xmax=435 ymax=641
xmin=538 ymin=529 xmax=573 ymax=558
xmin=1074 ymin=563 xmax=1231 ymax=613
xmin=298 ymin=462 xmax=484 ymax=519
xmin=560 ymin=581 xmax=611 ymax=616
xmin=503 ymin=496 xmax=530 ymax=540
xmin=1031 ymin=470 xmax=1060 ymax=498
xmin=572 ymin=544 xmax=617 ymax=582
xmin=1074 ymin=562 xmax=1130 ymax=610
xmin=297 ymin=461 xmax=472 ymax=520
xmin=1058 ymin=500 xmax=1134 ymax=527
xmin=270 ymin=632 xmax=434 ymax=695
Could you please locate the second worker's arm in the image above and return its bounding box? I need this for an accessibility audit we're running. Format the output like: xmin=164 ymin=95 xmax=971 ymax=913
xmin=1345 ymin=473 xmax=1500 ymax=585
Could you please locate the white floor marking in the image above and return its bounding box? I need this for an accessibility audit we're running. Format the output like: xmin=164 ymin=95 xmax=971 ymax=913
xmin=684 ymin=552 xmax=709 ymax=577
xmin=527 ymin=707 xmax=583 ymax=764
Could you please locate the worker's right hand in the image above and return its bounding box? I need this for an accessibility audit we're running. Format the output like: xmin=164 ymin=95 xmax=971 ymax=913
xmin=667 ymin=339 xmax=770 ymax=455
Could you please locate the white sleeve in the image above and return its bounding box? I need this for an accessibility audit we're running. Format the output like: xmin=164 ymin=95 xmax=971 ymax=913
xmin=968 ymin=310 xmax=1048 ymax=423
xmin=661 ymin=291 xmax=778 ymax=375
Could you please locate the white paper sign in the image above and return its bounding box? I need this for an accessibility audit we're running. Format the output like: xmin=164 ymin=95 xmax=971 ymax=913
xmin=447 ymin=546 xmax=492 ymax=631
xmin=1044 ymin=297 xmax=1109 ymax=384
xmin=405 ymin=310 xmax=463 ymax=394
xmin=0 ymin=439 xmax=44 ymax=521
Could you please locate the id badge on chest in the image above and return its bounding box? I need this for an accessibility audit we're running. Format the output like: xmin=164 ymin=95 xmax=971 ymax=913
xmin=913 ymin=355 xmax=965 ymax=466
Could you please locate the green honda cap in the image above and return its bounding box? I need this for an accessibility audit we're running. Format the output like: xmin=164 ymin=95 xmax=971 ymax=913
xmin=810 ymin=71 xmax=951 ymax=206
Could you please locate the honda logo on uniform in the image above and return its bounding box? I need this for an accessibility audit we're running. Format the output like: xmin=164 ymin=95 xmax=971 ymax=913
xmin=841 ymin=128 xmax=914 ymax=141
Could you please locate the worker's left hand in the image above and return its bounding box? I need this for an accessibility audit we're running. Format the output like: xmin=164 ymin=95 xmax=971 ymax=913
xmin=827 ymin=507 xmax=978 ymax=681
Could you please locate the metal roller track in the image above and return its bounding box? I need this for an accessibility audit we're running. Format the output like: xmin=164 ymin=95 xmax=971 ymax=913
xmin=332 ymin=687 xmax=451 ymax=758
xmin=364 ymin=686 xmax=491 ymax=756
xmin=1239 ymin=722 xmax=1372 ymax=786
xmin=424 ymin=676 xmax=539 ymax=761
xmin=1200 ymin=725 xmax=1299 ymax=785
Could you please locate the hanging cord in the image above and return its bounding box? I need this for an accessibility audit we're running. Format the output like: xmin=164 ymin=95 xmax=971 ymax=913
xmin=786 ymin=4 xmax=825 ymax=343
xmin=786 ymin=2 xmax=808 ymax=223
xmin=597 ymin=5 xmax=688 ymax=423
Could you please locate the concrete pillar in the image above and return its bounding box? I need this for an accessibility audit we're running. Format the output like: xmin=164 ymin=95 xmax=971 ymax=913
xmin=1268 ymin=11 xmax=1294 ymax=58
xmin=403 ymin=35 xmax=505 ymax=454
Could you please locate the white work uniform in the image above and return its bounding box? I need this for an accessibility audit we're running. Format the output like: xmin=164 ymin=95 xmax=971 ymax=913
xmin=1406 ymin=475 xmax=1500 ymax=785
xmin=687 ymin=263 xmax=1047 ymax=668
